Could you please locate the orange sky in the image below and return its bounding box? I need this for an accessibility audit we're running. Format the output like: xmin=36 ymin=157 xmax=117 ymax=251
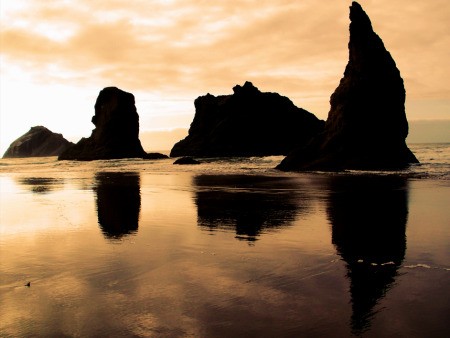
xmin=1 ymin=0 xmax=449 ymax=153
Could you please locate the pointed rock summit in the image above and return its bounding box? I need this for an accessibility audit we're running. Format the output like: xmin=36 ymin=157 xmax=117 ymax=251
xmin=59 ymin=87 xmax=166 ymax=161
xmin=278 ymin=2 xmax=418 ymax=171
xmin=3 ymin=126 xmax=73 ymax=158
xmin=170 ymin=81 xmax=324 ymax=157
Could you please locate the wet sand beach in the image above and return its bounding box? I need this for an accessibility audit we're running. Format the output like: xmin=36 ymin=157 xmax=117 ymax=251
xmin=0 ymin=149 xmax=449 ymax=337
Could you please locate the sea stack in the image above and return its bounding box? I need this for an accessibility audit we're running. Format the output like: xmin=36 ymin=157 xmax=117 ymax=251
xmin=277 ymin=2 xmax=418 ymax=171
xmin=170 ymin=81 xmax=324 ymax=158
xmin=59 ymin=87 xmax=164 ymax=160
xmin=3 ymin=126 xmax=73 ymax=158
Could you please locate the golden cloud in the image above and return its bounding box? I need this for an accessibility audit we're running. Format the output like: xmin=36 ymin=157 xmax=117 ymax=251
xmin=1 ymin=0 xmax=449 ymax=115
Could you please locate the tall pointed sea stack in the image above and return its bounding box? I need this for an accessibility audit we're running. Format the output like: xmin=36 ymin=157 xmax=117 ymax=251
xmin=277 ymin=2 xmax=418 ymax=171
xmin=59 ymin=87 xmax=166 ymax=161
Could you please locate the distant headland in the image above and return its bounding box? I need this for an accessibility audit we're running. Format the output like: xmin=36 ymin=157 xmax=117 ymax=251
xmin=2 ymin=126 xmax=73 ymax=158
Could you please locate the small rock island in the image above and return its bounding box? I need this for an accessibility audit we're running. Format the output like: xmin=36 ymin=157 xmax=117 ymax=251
xmin=3 ymin=126 xmax=74 ymax=158
xmin=170 ymin=81 xmax=324 ymax=158
xmin=277 ymin=2 xmax=419 ymax=171
xmin=59 ymin=87 xmax=167 ymax=161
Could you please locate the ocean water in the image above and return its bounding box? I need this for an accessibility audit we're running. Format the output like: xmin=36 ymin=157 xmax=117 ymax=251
xmin=0 ymin=143 xmax=449 ymax=337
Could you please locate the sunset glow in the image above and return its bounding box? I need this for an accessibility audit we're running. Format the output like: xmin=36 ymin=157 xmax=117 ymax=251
xmin=1 ymin=0 xmax=449 ymax=153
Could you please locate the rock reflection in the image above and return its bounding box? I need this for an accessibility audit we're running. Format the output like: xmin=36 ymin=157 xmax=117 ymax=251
xmin=327 ymin=175 xmax=408 ymax=335
xmin=194 ymin=175 xmax=309 ymax=242
xmin=17 ymin=177 xmax=64 ymax=194
xmin=94 ymin=172 xmax=141 ymax=240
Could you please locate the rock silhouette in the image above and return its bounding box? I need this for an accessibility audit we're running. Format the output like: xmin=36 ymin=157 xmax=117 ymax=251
xmin=278 ymin=2 xmax=419 ymax=171
xmin=327 ymin=175 xmax=408 ymax=335
xmin=173 ymin=156 xmax=200 ymax=165
xmin=59 ymin=87 xmax=166 ymax=161
xmin=3 ymin=126 xmax=73 ymax=158
xmin=170 ymin=82 xmax=324 ymax=158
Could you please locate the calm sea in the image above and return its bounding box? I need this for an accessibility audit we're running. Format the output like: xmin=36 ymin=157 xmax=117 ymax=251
xmin=0 ymin=143 xmax=449 ymax=337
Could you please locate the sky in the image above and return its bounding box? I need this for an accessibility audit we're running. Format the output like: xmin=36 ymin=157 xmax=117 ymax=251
xmin=1 ymin=0 xmax=449 ymax=153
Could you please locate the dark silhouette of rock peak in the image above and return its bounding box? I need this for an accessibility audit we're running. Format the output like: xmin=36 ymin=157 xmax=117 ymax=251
xmin=58 ymin=87 xmax=166 ymax=161
xmin=170 ymin=82 xmax=324 ymax=158
xmin=349 ymin=2 xmax=373 ymax=37
xmin=3 ymin=126 xmax=74 ymax=158
xmin=91 ymin=87 xmax=140 ymax=146
xmin=232 ymin=81 xmax=260 ymax=95
xmin=277 ymin=2 xmax=418 ymax=171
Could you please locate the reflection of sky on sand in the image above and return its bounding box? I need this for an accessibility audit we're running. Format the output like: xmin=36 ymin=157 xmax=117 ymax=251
xmin=0 ymin=171 xmax=449 ymax=336
xmin=0 ymin=176 xmax=94 ymax=237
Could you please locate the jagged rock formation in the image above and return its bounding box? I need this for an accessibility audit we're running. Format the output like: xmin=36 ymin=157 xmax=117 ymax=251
xmin=277 ymin=2 xmax=419 ymax=171
xmin=59 ymin=87 xmax=166 ymax=161
xmin=3 ymin=126 xmax=73 ymax=158
xmin=170 ymin=82 xmax=324 ymax=157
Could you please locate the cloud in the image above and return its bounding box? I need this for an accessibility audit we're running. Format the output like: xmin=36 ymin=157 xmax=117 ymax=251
xmin=0 ymin=1 xmax=345 ymax=94
xmin=2 ymin=0 xmax=449 ymax=99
